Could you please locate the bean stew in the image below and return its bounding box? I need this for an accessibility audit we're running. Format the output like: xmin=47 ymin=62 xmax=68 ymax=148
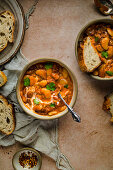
xmin=20 ymin=62 xmax=73 ymax=116
xmin=78 ymin=23 xmax=113 ymax=78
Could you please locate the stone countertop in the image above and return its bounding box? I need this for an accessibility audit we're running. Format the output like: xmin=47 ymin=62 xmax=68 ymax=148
xmin=0 ymin=0 xmax=113 ymax=169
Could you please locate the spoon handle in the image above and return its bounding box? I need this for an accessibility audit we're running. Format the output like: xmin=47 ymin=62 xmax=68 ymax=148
xmin=58 ymin=93 xmax=81 ymax=122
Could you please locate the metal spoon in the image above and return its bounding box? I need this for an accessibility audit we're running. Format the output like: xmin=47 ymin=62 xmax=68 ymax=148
xmin=94 ymin=0 xmax=113 ymax=15
xmin=58 ymin=92 xmax=81 ymax=122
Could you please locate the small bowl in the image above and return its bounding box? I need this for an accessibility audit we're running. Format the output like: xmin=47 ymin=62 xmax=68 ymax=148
xmin=16 ymin=58 xmax=78 ymax=120
xmin=75 ymin=18 xmax=113 ymax=81
xmin=12 ymin=148 xmax=42 ymax=170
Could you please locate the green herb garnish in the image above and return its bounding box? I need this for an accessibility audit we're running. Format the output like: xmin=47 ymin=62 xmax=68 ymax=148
xmin=24 ymin=78 xmax=30 ymax=86
xmin=46 ymin=85 xmax=51 ymax=90
xmin=50 ymin=103 xmax=55 ymax=107
xmin=106 ymin=71 xmax=113 ymax=76
xmin=34 ymin=98 xmax=40 ymax=105
xmin=64 ymin=84 xmax=68 ymax=88
xmin=101 ymin=51 xmax=108 ymax=59
xmin=95 ymin=37 xmax=99 ymax=42
xmin=45 ymin=63 xmax=53 ymax=70
xmin=46 ymin=82 xmax=56 ymax=91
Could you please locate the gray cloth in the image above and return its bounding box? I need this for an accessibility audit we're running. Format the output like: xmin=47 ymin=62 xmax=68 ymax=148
xmin=0 ymin=50 xmax=74 ymax=170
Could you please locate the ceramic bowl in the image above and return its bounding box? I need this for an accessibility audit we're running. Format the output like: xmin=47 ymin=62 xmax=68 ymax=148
xmin=16 ymin=58 xmax=78 ymax=120
xmin=75 ymin=18 xmax=113 ymax=81
xmin=12 ymin=147 xmax=42 ymax=170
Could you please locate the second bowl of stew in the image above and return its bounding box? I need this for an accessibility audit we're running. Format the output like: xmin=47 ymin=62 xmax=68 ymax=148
xmin=75 ymin=19 xmax=113 ymax=80
xmin=16 ymin=58 xmax=78 ymax=120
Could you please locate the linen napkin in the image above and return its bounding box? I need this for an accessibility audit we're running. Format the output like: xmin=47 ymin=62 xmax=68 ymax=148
xmin=0 ymin=50 xmax=74 ymax=170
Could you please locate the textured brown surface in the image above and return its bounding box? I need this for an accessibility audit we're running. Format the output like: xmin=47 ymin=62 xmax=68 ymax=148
xmin=0 ymin=0 xmax=113 ymax=170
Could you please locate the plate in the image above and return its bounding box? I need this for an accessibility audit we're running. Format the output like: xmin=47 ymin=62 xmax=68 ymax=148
xmin=0 ymin=0 xmax=25 ymax=65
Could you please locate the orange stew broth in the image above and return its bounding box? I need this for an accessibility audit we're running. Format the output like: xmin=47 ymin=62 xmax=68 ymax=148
xmin=78 ymin=23 xmax=113 ymax=78
xmin=20 ymin=62 xmax=73 ymax=116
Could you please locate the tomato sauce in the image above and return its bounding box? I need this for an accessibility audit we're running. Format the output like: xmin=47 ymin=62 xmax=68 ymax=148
xmin=20 ymin=62 xmax=73 ymax=116
xmin=78 ymin=23 xmax=113 ymax=78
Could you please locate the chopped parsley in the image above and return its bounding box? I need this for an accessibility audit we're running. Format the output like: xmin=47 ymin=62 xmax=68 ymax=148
xmin=45 ymin=63 xmax=53 ymax=70
xmin=46 ymin=82 xmax=56 ymax=91
xmin=34 ymin=98 xmax=40 ymax=105
xmin=101 ymin=51 xmax=108 ymax=59
xmin=24 ymin=78 xmax=30 ymax=86
xmin=106 ymin=71 xmax=113 ymax=76
xmin=95 ymin=37 xmax=99 ymax=42
xmin=64 ymin=84 xmax=68 ymax=88
xmin=50 ymin=103 xmax=55 ymax=107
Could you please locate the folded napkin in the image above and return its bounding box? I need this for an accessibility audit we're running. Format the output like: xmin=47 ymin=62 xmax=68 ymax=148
xmin=0 ymin=50 xmax=74 ymax=170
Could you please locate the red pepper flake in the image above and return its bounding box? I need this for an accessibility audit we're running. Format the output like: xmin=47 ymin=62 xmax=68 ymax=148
xmin=19 ymin=151 xmax=38 ymax=169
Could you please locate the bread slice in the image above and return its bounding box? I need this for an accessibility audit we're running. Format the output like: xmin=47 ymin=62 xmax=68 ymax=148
xmin=0 ymin=95 xmax=15 ymax=135
xmin=0 ymin=34 xmax=7 ymax=52
xmin=0 ymin=11 xmax=15 ymax=43
xmin=0 ymin=71 xmax=7 ymax=87
xmin=0 ymin=10 xmax=15 ymax=52
xmin=78 ymin=37 xmax=101 ymax=72
xmin=103 ymin=92 xmax=113 ymax=122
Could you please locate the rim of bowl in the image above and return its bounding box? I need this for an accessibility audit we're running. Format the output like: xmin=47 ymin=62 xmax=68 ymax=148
xmin=16 ymin=58 xmax=78 ymax=120
xmin=75 ymin=18 xmax=113 ymax=81
xmin=12 ymin=147 xmax=42 ymax=170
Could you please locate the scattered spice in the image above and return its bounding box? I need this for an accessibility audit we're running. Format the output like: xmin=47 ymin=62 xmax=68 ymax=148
xmin=19 ymin=151 xmax=38 ymax=169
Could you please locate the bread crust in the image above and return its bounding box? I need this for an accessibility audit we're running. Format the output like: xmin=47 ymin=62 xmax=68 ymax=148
xmin=103 ymin=92 xmax=113 ymax=122
xmin=0 ymin=37 xmax=8 ymax=52
xmin=0 ymin=10 xmax=15 ymax=52
xmin=0 ymin=43 xmax=7 ymax=52
xmin=78 ymin=37 xmax=101 ymax=72
xmin=78 ymin=38 xmax=88 ymax=72
xmin=0 ymin=95 xmax=15 ymax=135
xmin=103 ymin=95 xmax=111 ymax=112
xmin=0 ymin=71 xmax=7 ymax=87
xmin=5 ymin=10 xmax=15 ymax=43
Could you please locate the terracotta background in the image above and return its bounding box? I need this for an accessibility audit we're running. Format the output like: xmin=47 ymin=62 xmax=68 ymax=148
xmin=0 ymin=0 xmax=113 ymax=170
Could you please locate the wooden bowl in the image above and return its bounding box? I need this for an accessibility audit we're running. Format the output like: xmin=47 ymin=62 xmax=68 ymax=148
xmin=16 ymin=58 xmax=78 ymax=120
xmin=75 ymin=18 xmax=113 ymax=81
